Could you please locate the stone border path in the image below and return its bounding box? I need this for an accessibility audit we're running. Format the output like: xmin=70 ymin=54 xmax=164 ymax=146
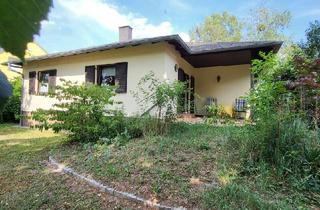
xmin=47 ymin=156 xmax=186 ymax=210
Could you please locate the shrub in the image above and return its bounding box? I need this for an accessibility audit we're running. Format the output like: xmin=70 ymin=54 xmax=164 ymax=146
xmin=132 ymin=71 xmax=185 ymax=134
xmin=1 ymin=77 xmax=22 ymax=123
xmin=224 ymin=50 xmax=320 ymax=192
xmin=32 ymin=79 xmax=124 ymax=142
xmin=205 ymin=104 xmax=231 ymax=124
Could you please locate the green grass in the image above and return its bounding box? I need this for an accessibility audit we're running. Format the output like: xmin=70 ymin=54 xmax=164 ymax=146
xmin=0 ymin=124 xmax=141 ymax=209
xmin=0 ymin=123 xmax=317 ymax=209
xmin=50 ymin=123 xmax=316 ymax=209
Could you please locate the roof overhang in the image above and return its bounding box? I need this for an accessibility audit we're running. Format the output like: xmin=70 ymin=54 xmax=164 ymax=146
xmin=26 ymin=35 xmax=282 ymax=68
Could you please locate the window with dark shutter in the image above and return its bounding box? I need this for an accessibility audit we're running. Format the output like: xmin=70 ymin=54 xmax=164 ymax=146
xmin=85 ymin=65 xmax=95 ymax=84
xmin=48 ymin=70 xmax=57 ymax=93
xmin=38 ymin=69 xmax=57 ymax=95
xmin=96 ymin=62 xmax=128 ymax=93
xmin=29 ymin=71 xmax=36 ymax=95
xmin=115 ymin=62 xmax=128 ymax=93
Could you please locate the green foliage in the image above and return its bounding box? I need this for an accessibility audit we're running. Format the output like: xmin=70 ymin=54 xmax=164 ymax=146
xmin=190 ymin=11 xmax=243 ymax=42
xmin=201 ymin=183 xmax=292 ymax=209
xmin=32 ymin=79 xmax=124 ymax=142
xmin=205 ymin=104 xmax=231 ymax=124
xmin=0 ymin=0 xmax=52 ymax=59
xmin=246 ymin=7 xmax=291 ymax=41
xmin=300 ymin=20 xmax=320 ymax=59
xmin=231 ymin=50 xmax=320 ymax=193
xmin=189 ymin=7 xmax=291 ymax=43
xmin=132 ymin=72 xmax=185 ymax=134
xmin=2 ymin=77 xmax=22 ymax=122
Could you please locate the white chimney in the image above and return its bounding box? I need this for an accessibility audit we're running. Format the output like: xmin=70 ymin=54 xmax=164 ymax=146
xmin=119 ymin=26 xmax=132 ymax=42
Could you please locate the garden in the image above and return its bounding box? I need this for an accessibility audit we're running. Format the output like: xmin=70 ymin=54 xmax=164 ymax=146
xmin=1 ymin=42 xmax=319 ymax=209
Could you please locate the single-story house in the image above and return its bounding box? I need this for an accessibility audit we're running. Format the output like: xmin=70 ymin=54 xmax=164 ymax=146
xmin=21 ymin=26 xmax=282 ymax=126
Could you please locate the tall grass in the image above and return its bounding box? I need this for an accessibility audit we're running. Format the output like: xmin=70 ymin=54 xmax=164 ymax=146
xmin=221 ymin=114 xmax=320 ymax=192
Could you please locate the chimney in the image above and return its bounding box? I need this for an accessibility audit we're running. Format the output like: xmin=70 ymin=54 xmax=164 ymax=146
xmin=119 ymin=26 xmax=132 ymax=42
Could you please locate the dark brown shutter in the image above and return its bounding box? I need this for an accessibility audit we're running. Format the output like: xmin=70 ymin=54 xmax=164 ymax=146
xmin=48 ymin=70 xmax=57 ymax=93
xmin=85 ymin=65 xmax=95 ymax=84
xmin=115 ymin=62 xmax=128 ymax=93
xmin=29 ymin=71 xmax=36 ymax=95
xmin=97 ymin=66 xmax=102 ymax=85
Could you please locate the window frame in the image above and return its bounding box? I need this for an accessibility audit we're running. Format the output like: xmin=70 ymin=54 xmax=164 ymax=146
xmin=97 ymin=64 xmax=117 ymax=86
xmin=99 ymin=64 xmax=117 ymax=86
xmin=37 ymin=69 xmax=57 ymax=95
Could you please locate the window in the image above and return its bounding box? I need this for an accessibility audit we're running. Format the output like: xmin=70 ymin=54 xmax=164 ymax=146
xmin=39 ymin=71 xmax=50 ymax=94
xmin=96 ymin=62 xmax=128 ymax=93
xmin=37 ymin=70 xmax=57 ymax=95
xmin=101 ymin=66 xmax=116 ymax=86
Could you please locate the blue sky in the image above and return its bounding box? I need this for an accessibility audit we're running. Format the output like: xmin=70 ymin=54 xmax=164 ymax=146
xmin=36 ymin=0 xmax=320 ymax=53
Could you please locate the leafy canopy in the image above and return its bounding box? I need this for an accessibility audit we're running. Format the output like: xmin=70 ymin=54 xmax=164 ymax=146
xmin=0 ymin=0 xmax=52 ymax=59
xmin=246 ymin=7 xmax=291 ymax=41
xmin=190 ymin=7 xmax=291 ymax=43
xmin=300 ymin=20 xmax=320 ymax=59
xmin=190 ymin=12 xmax=243 ymax=42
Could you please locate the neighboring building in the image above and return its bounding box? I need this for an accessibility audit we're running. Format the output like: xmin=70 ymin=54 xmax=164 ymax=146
xmin=21 ymin=26 xmax=281 ymax=125
xmin=0 ymin=43 xmax=47 ymax=98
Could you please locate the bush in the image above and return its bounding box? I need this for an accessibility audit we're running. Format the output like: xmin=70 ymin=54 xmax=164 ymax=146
xmin=218 ymin=50 xmax=320 ymax=197
xmin=205 ymin=104 xmax=231 ymax=124
xmin=1 ymin=77 xmax=22 ymax=123
xmin=32 ymin=80 xmax=124 ymax=142
xmin=132 ymin=71 xmax=185 ymax=134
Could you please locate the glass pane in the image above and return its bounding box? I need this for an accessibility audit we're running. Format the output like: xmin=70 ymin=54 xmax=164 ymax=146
xmin=39 ymin=72 xmax=49 ymax=93
xmin=101 ymin=67 xmax=116 ymax=86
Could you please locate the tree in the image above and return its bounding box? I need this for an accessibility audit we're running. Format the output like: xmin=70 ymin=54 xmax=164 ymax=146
xmin=0 ymin=0 xmax=52 ymax=59
xmin=300 ymin=20 xmax=320 ymax=59
xmin=190 ymin=12 xmax=243 ymax=42
xmin=190 ymin=7 xmax=291 ymax=43
xmin=246 ymin=7 xmax=291 ymax=41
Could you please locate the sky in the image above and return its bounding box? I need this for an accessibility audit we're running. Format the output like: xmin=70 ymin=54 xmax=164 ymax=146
xmin=35 ymin=0 xmax=320 ymax=53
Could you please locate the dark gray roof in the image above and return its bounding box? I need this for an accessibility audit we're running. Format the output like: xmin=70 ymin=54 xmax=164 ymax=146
xmin=187 ymin=41 xmax=283 ymax=54
xmin=26 ymin=35 xmax=282 ymax=62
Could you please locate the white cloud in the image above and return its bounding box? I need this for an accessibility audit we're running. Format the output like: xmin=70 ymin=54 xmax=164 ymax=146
xmin=56 ymin=0 xmax=188 ymax=39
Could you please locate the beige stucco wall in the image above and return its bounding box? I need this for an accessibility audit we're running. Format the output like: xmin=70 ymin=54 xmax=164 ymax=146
xmin=22 ymin=43 xmax=170 ymax=116
xmin=22 ymin=42 xmax=251 ymax=117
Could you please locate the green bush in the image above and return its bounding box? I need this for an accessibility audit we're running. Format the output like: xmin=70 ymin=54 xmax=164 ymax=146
xmin=32 ymin=79 xmax=124 ymax=142
xmin=220 ymin=50 xmax=320 ymax=196
xmin=1 ymin=77 xmax=22 ymax=123
xmin=132 ymin=71 xmax=185 ymax=134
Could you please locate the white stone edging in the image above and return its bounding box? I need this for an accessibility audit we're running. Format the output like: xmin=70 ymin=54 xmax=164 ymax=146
xmin=48 ymin=156 xmax=186 ymax=210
